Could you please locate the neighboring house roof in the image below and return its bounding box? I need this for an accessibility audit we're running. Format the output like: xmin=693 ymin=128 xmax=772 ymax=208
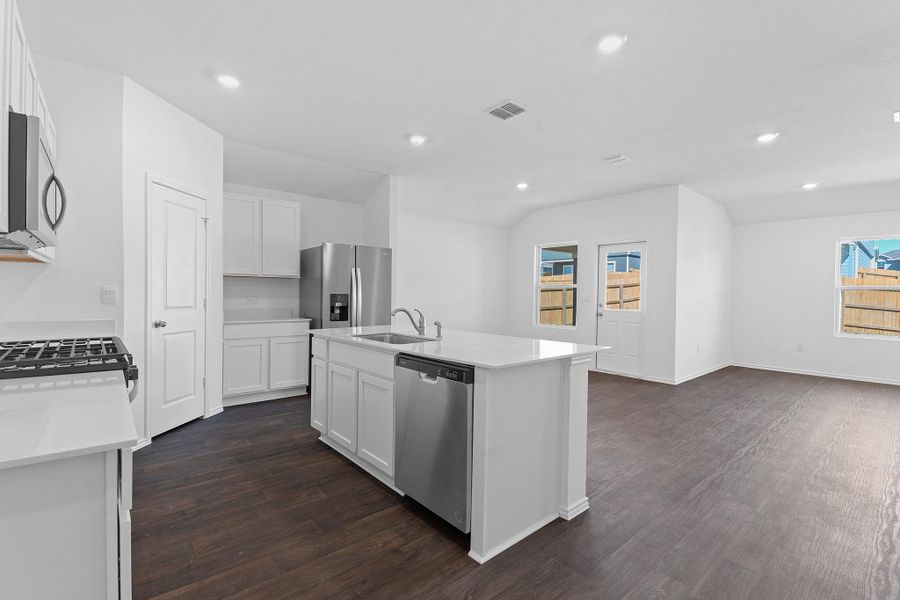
xmin=884 ymin=249 xmax=900 ymax=259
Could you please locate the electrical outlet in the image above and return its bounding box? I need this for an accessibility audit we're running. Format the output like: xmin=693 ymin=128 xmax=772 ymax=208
xmin=795 ymin=343 xmax=805 ymax=352
xmin=696 ymin=344 xmax=701 ymax=355
xmin=101 ymin=285 xmax=118 ymax=306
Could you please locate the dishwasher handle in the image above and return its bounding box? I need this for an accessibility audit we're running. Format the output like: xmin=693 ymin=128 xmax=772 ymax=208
xmin=396 ymin=353 xmax=474 ymax=384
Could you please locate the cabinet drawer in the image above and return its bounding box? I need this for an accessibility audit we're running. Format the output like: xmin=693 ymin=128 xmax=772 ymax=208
xmin=329 ymin=341 xmax=395 ymax=379
xmin=224 ymin=321 xmax=309 ymax=339
xmin=311 ymin=336 xmax=328 ymax=359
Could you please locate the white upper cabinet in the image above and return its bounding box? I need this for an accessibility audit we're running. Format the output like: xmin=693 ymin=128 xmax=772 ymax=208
xmin=223 ymin=194 xmax=301 ymax=277
xmin=7 ymin=4 xmax=26 ymax=115
xmin=260 ymin=199 xmax=301 ymax=277
xmin=223 ymin=194 xmax=261 ymax=275
xmin=1 ymin=0 xmax=59 ymax=234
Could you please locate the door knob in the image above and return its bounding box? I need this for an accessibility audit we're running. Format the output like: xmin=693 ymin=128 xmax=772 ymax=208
xmin=597 ymin=312 xmax=604 ymax=317
xmin=153 ymin=320 xmax=168 ymax=328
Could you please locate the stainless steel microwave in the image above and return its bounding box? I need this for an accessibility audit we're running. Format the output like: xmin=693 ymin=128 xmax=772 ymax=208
xmin=1 ymin=110 xmax=66 ymax=252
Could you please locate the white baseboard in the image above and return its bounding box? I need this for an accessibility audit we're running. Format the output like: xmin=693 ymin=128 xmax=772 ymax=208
xmin=223 ymin=386 xmax=308 ymax=407
xmin=558 ymin=497 xmax=590 ymax=520
xmin=131 ymin=438 xmax=151 ymax=452
xmin=593 ymin=363 xmax=730 ymax=386
xmin=468 ymin=512 xmax=559 ymax=564
xmin=204 ymin=405 xmax=224 ymax=418
xmin=731 ymin=362 xmax=900 ymax=387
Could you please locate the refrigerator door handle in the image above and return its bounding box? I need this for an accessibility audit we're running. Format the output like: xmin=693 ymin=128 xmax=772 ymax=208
xmin=354 ymin=267 xmax=362 ymax=326
xmin=350 ymin=267 xmax=358 ymax=327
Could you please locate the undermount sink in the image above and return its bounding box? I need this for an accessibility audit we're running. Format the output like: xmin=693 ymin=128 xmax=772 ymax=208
xmin=353 ymin=332 xmax=437 ymax=345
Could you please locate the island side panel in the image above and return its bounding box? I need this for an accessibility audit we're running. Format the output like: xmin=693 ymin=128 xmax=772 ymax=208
xmin=469 ymin=360 xmax=565 ymax=563
xmin=558 ymin=355 xmax=591 ymax=519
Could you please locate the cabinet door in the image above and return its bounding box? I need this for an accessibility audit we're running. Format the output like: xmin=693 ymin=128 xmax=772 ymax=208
xmin=7 ymin=4 xmax=26 ymax=114
xmin=260 ymin=199 xmax=301 ymax=277
xmin=223 ymin=195 xmax=260 ymax=275
xmin=357 ymin=373 xmax=395 ymax=476
xmin=327 ymin=363 xmax=358 ymax=452
xmin=269 ymin=335 xmax=309 ymax=389
xmin=310 ymin=357 xmax=327 ymax=432
xmin=24 ymin=50 xmax=36 ymax=116
xmin=223 ymin=338 xmax=269 ymax=396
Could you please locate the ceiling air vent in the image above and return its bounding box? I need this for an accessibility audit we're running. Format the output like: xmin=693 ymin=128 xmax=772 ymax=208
xmin=602 ymin=154 xmax=632 ymax=164
xmin=486 ymin=101 xmax=526 ymax=120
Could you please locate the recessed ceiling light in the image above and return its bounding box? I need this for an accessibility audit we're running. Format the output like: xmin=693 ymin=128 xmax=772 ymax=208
xmin=516 ymin=182 xmax=529 ymax=190
xmin=408 ymin=134 xmax=428 ymax=146
xmin=801 ymin=182 xmax=819 ymax=190
xmin=216 ymin=74 xmax=241 ymax=89
xmin=756 ymin=132 xmax=780 ymax=143
xmin=597 ymin=34 xmax=628 ymax=55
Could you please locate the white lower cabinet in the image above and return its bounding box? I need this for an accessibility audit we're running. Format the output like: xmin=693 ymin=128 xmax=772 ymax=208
xmin=357 ymin=373 xmax=395 ymax=476
xmin=310 ymin=357 xmax=327 ymax=432
xmin=223 ymin=338 xmax=269 ymax=395
xmin=223 ymin=322 xmax=310 ymax=403
xmin=315 ymin=338 xmax=397 ymax=481
xmin=327 ymin=362 xmax=359 ymax=452
xmin=269 ymin=335 xmax=309 ymax=389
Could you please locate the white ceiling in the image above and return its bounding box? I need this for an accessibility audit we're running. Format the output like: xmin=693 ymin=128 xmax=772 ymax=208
xmin=21 ymin=0 xmax=900 ymax=227
xmin=224 ymin=140 xmax=385 ymax=204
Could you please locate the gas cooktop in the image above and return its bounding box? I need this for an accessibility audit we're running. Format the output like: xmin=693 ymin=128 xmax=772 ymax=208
xmin=0 ymin=336 xmax=138 ymax=383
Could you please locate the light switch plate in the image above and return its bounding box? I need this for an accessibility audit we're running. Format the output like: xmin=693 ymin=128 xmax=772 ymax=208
xmin=101 ymin=285 xmax=119 ymax=305
xmin=895 ymin=111 xmax=900 ymax=123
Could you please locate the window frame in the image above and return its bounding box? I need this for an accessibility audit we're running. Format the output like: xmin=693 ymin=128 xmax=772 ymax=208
xmin=834 ymin=236 xmax=900 ymax=341
xmin=535 ymin=241 xmax=578 ymax=329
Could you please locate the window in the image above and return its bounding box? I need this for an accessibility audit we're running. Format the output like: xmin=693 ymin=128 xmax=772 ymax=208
xmin=537 ymin=243 xmax=577 ymax=326
xmin=604 ymin=249 xmax=642 ymax=311
xmin=837 ymin=237 xmax=900 ymax=338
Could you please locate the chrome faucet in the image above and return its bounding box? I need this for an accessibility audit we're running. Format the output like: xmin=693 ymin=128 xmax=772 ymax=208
xmin=433 ymin=321 xmax=443 ymax=339
xmin=392 ymin=307 xmax=426 ymax=335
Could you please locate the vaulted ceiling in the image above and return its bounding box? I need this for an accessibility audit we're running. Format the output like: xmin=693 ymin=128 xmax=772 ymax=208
xmin=21 ymin=0 xmax=900 ymax=226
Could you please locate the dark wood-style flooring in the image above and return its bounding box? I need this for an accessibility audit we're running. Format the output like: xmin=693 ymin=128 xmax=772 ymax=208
xmin=132 ymin=367 xmax=900 ymax=599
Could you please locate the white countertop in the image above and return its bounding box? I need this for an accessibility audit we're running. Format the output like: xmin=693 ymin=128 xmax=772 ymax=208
xmin=0 ymin=372 xmax=138 ymax=471
xmin=225 ymin=317 xmax=311 ymax=325
xmin=309 ymin=325 xmax=604 ymax=369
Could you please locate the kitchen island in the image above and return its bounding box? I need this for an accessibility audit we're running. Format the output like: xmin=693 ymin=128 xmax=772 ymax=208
xmin=308 ymin=325 xmax=602 ymax=563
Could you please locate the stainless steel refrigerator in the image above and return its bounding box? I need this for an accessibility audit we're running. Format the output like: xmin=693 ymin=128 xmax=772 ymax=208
xmin=299 ymin=243 xmax=393 ymax=329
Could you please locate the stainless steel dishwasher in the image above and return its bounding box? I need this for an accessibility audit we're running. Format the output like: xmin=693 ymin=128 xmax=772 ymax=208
xmin=395 ymin=353 xmax=474 ymax=533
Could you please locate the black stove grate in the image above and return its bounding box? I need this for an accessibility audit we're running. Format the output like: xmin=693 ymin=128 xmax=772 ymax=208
xmin=0 ymin=336 xmax=138 ymax=382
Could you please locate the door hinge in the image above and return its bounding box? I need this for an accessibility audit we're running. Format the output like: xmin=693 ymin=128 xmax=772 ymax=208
xmin=203 ymin=298 xmax=207 ymax=310
xmin=201 ymin=216 xmax=209 ymax=229
xmin=202 ymin=377 xmax=206 ymax=389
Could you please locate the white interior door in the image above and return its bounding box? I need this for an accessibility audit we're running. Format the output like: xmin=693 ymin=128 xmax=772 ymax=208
xmin=596 ymin=242 xmax=646 ymax=376
xmin=149 ymin=182 xmax=207 ymax=437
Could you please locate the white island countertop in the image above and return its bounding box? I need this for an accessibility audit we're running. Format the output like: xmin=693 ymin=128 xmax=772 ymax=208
xmin=309 ymin=325 xmax=604 ymax=369
xmin=0 ymin=372 xmax=138 ymax=471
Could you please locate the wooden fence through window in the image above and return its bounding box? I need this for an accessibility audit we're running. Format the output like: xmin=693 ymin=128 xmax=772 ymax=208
xmin=841 ymin=268 xmax=900 ymax=337
xmin=538 ymin=270 xmax=642 ymax=326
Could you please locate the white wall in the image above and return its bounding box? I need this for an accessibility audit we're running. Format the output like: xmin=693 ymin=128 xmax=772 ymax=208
xmin=395 ymin=211 xmax=509 ymax=334
xmin=122 ymin=78 xmax=224 ymax=443
xmin=733 ymin=208 xmax=900 ymax=385
xmin=362 ymin=175 xmax=395 ymax=248
xmin=674 ymin=186 xmax=733 ymax=381
xmin=224 ymin=182 xmax=365 ymax=249
xmin=507 ymin=186 xmax=680 ymax=382
xmin=0 ymin=55 xmax=124 ymax=329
